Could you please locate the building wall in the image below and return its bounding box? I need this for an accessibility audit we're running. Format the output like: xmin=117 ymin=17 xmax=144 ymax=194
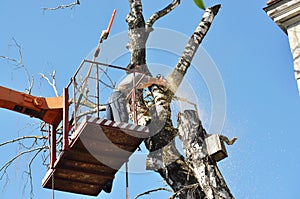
xmin=264 ymin=0 xmax=300 ymax=93
xmin=287 ymin=22 xmax=300 ymax=93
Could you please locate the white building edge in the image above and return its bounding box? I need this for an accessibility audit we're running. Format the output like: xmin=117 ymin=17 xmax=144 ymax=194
xmin=264 ymin=0 xmax=300 ymax=94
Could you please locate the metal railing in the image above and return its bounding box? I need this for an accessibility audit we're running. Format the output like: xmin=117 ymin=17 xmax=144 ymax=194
xmin=48 ymin=59 xmax=145 ymax=168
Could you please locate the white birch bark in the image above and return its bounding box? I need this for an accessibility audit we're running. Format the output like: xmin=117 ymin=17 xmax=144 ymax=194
xmin=177 ymin=110 xmax=234 ymax=199
xmin=126 ymin=1 xmax=234 ymax=198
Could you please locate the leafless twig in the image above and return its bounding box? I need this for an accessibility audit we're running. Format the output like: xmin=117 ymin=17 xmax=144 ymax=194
xmin=0 ymin=38 xmax=34 ymax=94
xmin=76 ymin=105 xmax=106 ymax=119
xmin=0 ymin=146 xmax=48 ymax=181
xmin=0 ymin=172 xmax=9 ymax=192
xmin=0 ymin=56 xmax=18 ymax=63
xmin=146 ymin=0 xmax=181 ymax=28
xmin=89 ymin=76 xmax=115 ymax=90
xmin=99 ymin=66 xmax=116 ymax=89
xmin=135 ymin=187 xmax=173 ymax=199
xmin=0 ymin=136 xmax=47 ymax=147
xmin=42 ymin=0 xmax=80 ymax=11
xmin=23 ymin=147 xmax=44 ymax=199
xmin=169 ymin=183 xmax=199 ymax=199
xmin=40 ymin=70 xmax=59 ymax=96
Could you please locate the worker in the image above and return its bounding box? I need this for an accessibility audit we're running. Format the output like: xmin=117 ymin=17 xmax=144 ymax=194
xmin=103 ymin=66 xmax=167 ymax=193
xmin=103 ymin=66 xmax=147 ymax=193
xmin=106 ymin=91 xmax=129 ymax=122
xmin=103 ymin=90 xmax=129 ymax=193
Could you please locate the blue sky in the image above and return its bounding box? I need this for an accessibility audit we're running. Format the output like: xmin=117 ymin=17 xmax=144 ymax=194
xmin=1 ymin=0 xmax=300 ymax=199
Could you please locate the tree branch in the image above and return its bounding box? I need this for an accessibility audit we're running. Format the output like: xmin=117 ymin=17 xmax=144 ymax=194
xmin=126 ymin=0 xmax=150 ymax=74
xmin=99 ymin=66 xmax=116 ymax=89
xmin=169 ymin=183 xmax=199 ymax=199
xmin=89 ymin=76 xmax=115 ymax=90
xmin=177 ymin=110 xmax=234 ymax=198
xmin=41 ymin=0 xmax=80 ymax=11
xmin=167 ymin=5 xmax=221 ymax=94
xmin=0 ymin=38 xmax=34 ymax=94
xmin=125 ymin=2 xmax=203 ymax=197
xmin=0 ymin=55 xmax=18 ymax=63
xmin=76 ymin=105 xmax=106 ymax=119
xmin=146 ymin=0 xmax=181 ymax=29
xmin=125 ymin=2 xmax=226 ymax=199
xmin=134 ymin=187 xmax=173 ymax=199
xmin=40 ymin=70 xmax=59 ymax=97
xmin=144 ymin=5 xmax=221 ymax=198
xmin=0 ymin=136 xmax=47 ymax=147
xmin=23 ymin=147 xmax=44 ymax=199
xmin=0 ymin=146 xmax=48 ymax=180
xmin=145 ymin=141 xmax=206 ymax=199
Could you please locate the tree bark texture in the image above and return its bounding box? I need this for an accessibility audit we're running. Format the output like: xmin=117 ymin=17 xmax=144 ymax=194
xmin=167 ymin=5 xmax=221 ymax=94
xmin=125 ymin=1 xmax=233 ymax=198
xmin=144 ymin=5 xmax=224 ymax=199
xmin=126 ymin=0 xmax=150 ymax=74
xmin=178 ymin=110 xmax=234 ymax=199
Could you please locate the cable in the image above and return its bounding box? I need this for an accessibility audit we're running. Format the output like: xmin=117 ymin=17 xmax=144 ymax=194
xmin=126 ymin=162 xmax=129 ymax=199
xmin=52 ymin=173 xmax=55 ymax=199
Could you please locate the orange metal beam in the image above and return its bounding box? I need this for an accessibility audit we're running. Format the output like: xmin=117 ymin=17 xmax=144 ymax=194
xmin=0 ymin=86 xmax=63 ymax=126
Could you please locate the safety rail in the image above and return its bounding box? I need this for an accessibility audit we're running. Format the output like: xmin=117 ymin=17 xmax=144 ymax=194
xmin=47 ymin=59 xmax=142 ymax=169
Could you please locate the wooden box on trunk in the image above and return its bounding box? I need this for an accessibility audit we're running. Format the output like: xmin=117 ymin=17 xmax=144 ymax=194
xmin=205 ymin=134 xmax=228 ymax=162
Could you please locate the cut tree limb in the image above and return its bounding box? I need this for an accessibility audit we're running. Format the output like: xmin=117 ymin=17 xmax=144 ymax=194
xmin=126 ymin=1 xmax=226 ymax=198
xmin=177 ymin=110 xmax=234 ymax=199
xmin=167 ymin=4 xmax=221 ymax=94
xmin=149 ymin=4 xmax=221 ymax=149
xmin=145 ymin=5 xmax=222 ymax=199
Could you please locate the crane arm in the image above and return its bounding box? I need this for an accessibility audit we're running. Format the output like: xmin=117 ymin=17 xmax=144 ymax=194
xmin=0 ymin=86 xmax=63 ymax=126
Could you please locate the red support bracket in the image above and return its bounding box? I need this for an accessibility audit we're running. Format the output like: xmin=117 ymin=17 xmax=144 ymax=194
xmin=63 ymin=87 xmax=69 ymax=151
xmin=132 ymin=71 xmax=138 ymax=124
xmin=50 ymin=126 xmax=57 ymax=168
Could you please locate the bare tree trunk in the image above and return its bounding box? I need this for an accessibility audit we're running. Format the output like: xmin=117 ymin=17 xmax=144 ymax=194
xmin=125 ymin=0 xmax=205 ymax=197
xmin=178 ymin=110 xmax=234 ymax=199
xmin=145 ymin=5 xmax=223 ymax=198
xmin=126 ymin=0 xmax=150 ymax=74
xmin=125 ymin=1 xmax=232 ymax=198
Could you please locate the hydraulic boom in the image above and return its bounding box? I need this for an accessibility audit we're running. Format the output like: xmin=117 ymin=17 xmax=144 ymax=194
xmin=0 ymin=86 xmax=63 ymax=126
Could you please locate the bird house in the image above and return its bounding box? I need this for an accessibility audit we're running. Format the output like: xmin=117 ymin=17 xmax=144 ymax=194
xmin=205 ymin=134 xmax=228 ymax=162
